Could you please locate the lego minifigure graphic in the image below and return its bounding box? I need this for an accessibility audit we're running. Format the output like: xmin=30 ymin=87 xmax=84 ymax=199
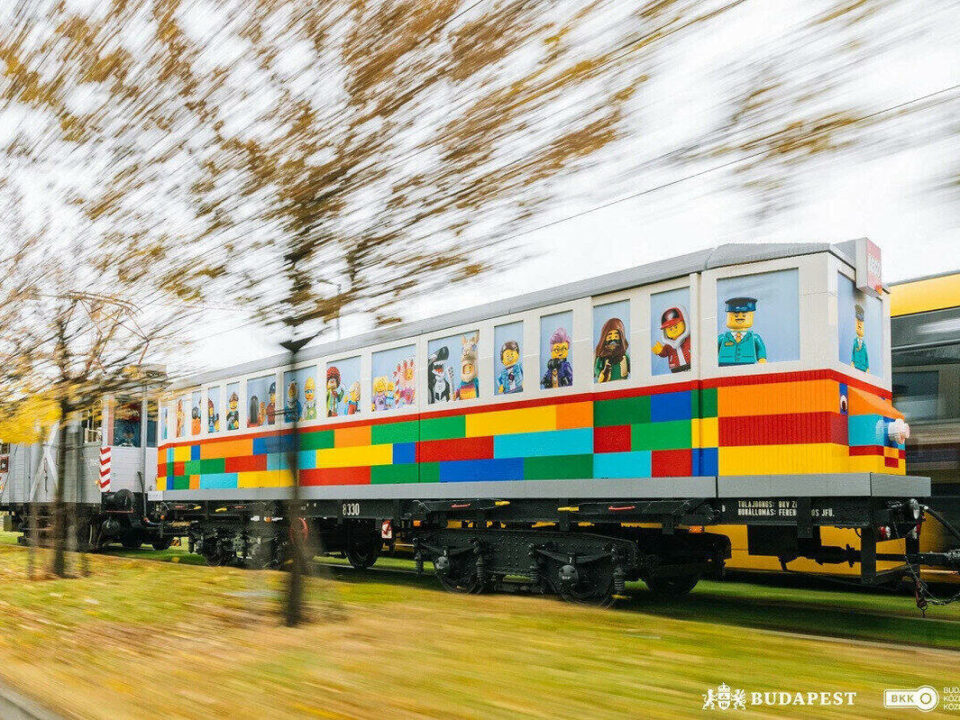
xmin=496 ymin=340 xmax=523 ymax=394
xmin=303 ymin=377 xmax=317 ymax=420
xmin=248 ymin=395 xmax=261 ymax=428
xmin=717 ymin=297 xmax=767 ymax=366
xmin=226 ymin=392 xmax=239 ymax=431
xmin=345 ymin=381 xmax=361 ymax=414
xmin=541 ymin=327 xmax=573 ymax=389
xmin=427 ymin=346 xmax=453 ymax=403
xmin=326 ymin=366 xmax=344 ymax=417
xmin=372 ymin=376 xmax=390 ymax=411
xmin=191 ymin=405 xmax=201 ymax=435
xmin=176 ymin=400 xmax=185 ymax=436
xmin=394 ymin=358 xmax=416 ymax=407
xmin=456 ymin=346 xmax=479 ymax=400
xmin=207 ymin=398 xmax=220 ymax=433
xmin=594 ymin=317 xmax=630 ymax=382
xmin=286 ymin=380 xmax=302 ymax=422
xmin=852 ymin=303 xmax=869 ymax=372
xmin=265 ymin=382 xmax=277 ymax=425
xmin=652 ymin=306 xmax=691 ymax=373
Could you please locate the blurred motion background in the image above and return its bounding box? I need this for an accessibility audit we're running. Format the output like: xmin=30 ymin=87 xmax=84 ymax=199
xmin=0 ymin=0 xmax=957 ymax=380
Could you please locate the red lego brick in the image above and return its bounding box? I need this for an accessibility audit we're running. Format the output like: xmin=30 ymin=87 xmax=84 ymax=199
xmin=225 ymin=455 xmax=268 ymax=473
xmin=417 ymin=436 xmax=494 ymax=463
xmin=301 ymin=466 xmax=371 ymax=486
xmin=651 ymin=449 xmax=691 ymax=477
xmin=594 ymin=425 xmax=631 ymax=453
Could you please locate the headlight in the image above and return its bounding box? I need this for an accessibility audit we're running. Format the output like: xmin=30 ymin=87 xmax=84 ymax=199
xmin=888 ymin=418 xmax=910 ymax=445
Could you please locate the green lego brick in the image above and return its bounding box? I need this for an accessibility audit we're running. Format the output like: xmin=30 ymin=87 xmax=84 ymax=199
xmin=699 ymin=387 xmax=718 ymax=418
xmin=371 ymin=420 xmax=419 ymax=445
xmin=300 ymin=429 xmax=335 ymax=451
xmin=594 ymin=395 xmax=651 ymax=427
xmin=166 ymin=462 xmax=175 ymax=479
xmin=523 ymin=454 xmax=593 ymax=480
xmin=184 ymin=458 xmax=226 ymax=475
xmin=631 ymin=420 xmax=692 ymax=451
xmin=172 ymin=475 xmax=190 ymax=490
xmin=420 ymin=414 xmax=466 ymax=441
xmin=420 ymin=462 xmax=441 ymax=484
xmin=371 ymin=464 xmax=420 ymax=484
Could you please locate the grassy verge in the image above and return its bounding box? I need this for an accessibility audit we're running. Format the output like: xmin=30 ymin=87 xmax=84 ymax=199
xmin=0 ymin=541 xmax=959 ymax=719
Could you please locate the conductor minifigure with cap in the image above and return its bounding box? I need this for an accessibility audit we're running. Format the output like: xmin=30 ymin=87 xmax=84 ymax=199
xmin=852 ymin=303 xmax=869 ymax=372
xmin=717 ymin=297 xmax=767 ymax=366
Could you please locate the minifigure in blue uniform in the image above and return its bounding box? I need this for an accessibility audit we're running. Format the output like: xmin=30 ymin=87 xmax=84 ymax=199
xmin=851 ymin=303 xmax=869 ymax=372
xmin=717 ymin=297 xmax=767 ymax=366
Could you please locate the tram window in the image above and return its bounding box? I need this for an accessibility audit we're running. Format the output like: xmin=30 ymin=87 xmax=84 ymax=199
xmin=206 ymin=386 xmax=221 ymax=433
xmin=161 ymin=405 xmax=169 ymax=441
xmin=175 ymin=397 xmax=188 ymax=438
xmin=371 ymin=345 xmax=416 ymax=412
xmin=325 ymin=357 xmax=360 ymax=417
xmin=146 ymin=399 xmax=158 ymax=447
xmin=838 ymin=273 xmax=883 ymax=377
xmin=113 ymin=398 xmax=142 ymax=447
xmin=427 ymin=331 xmax=479 ymax=403
xmin=190 ymin=390 xmax=202 ymax=436
xmin=593 ymin=301 xmax=630 ymax=383
xmin=892 ymin=371 xmax=941 ymax=421
xmin=247 ymin=374 xmax=278 ymax=428
xmin=283 ymin=366 xmax=317 ymax=422
xmin=494 ymin=322 xmax=524 ymax=395
xmin=225 ymin=382 xmax=240 ymax=431
xmin=716 ymin=269 xmax=799 ymax=366
xmin=651 ymin=288 xmax=691 ymax=376
xmin=540 ymin=311 xmax=573 ymax=390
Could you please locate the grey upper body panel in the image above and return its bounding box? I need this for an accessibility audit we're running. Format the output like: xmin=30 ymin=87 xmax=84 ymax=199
xmin=170 ymin=241 xmax=860 ymax=391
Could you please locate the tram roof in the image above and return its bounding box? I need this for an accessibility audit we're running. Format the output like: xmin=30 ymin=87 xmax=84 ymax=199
xmin=170 ymin=240 xmax=861 ymax=391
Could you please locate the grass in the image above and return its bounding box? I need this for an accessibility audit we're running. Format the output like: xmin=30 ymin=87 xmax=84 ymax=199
xmin=0 ymin=537 xmax=959 ymax=719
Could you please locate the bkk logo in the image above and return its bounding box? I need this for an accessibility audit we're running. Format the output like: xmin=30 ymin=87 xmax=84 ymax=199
xmin=883 ymin=687 xmax=939 ymax=712
xmin=702 ymin=684 xmax=856 ymax=711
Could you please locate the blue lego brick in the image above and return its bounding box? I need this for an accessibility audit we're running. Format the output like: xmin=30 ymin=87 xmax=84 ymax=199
xmin=167 ymin=448 xmax=174 ymax=462
xmin=848 ymin=414 xmax=885 ymax=447
xmin=393 ymin=442 xmax=416 ymax=464
xmin=199 ymin=473 xmax=239 ymax=489
xmin=252 ymin=435 xmax=295 ymax=455
xmin=650 ymin=391 xmax=692 ymax=422
xmin=190 ymin=445 xmax=200 ymax=460
xmin=493 ymin=428 xmax=593 ymax=459
xmin=593 ymin=451 xmax=652 ymax=479
xmin=697 ymin=448 xmax=718 ymax=476
xmin=438 ymin=458 xmax=524 ymax=483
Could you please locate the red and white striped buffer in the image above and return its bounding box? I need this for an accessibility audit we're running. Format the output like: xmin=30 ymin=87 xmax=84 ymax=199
xmin=98 ymin=446 xmax=111 ymax=492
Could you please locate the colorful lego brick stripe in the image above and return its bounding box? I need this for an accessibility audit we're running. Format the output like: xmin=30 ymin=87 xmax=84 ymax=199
xmin=156 ymin=370 xmax=905 ymax=490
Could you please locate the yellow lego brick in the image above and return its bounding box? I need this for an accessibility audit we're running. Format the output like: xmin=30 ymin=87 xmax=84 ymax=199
xmin=156 ymin=477 xmax=166 ymax=491
xmin=465 ymin=404 xmax=557 ymax=438
xmin=316 ymin=443 xmax=393 ymax=469
xmin=847 ymin=454 xmax=887 ymax=473
xmin=172 ymin=445 xmax=192 ymax=463
xmin=718 ymin=443 xmax=848 ymax=476
xmin=238 ymin=470 xmax=278 ymax=488
xmin=692 ymin=417 xmax=719 ymax=448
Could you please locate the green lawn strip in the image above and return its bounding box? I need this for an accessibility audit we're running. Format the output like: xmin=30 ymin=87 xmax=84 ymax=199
xmin=0 ymin=543 xmax=957 ymax=719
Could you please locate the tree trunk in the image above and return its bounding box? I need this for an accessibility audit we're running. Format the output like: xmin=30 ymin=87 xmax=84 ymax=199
xmin=283 ymin=343 xmax=307 ymax=627
xmin=49 ymin=401 xmax=70 ymax=577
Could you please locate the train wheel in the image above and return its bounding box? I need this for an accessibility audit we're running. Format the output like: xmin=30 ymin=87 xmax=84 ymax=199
xmin=547 ymin=557 xmax=615 ymax=607
xmin=152 ymin=537 xmax=173 ymax=552
xmin=434 ymin=551 xmax=484 ymax=594
xmin=121 ymin=532 xmax=143 ymax=550
xmin=245 ymin=536 xmax=277 ymax=570
xmin=346 ymin=531 xmax=381 ymax=570
xmin=644 ymin=571 xmax=701 ymax=598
